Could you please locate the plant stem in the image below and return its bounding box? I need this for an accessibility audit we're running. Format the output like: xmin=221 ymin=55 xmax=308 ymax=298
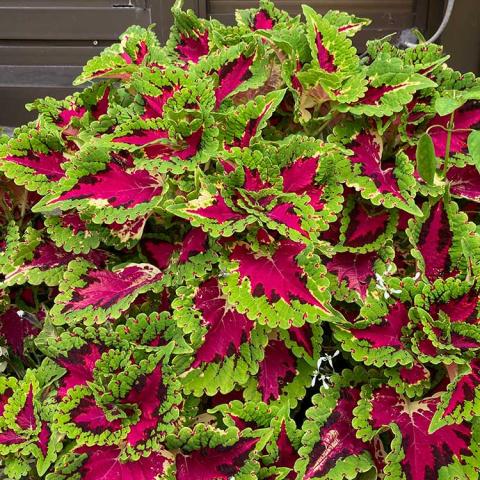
xmin=443 ymin=111 xmax=455 ymax=203
xmin=443 ymin=112 xmax=455 ymax=176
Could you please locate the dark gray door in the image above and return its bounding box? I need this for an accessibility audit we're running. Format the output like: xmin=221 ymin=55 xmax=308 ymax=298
xmin=0 ymin=0 xmax=153 ymax=125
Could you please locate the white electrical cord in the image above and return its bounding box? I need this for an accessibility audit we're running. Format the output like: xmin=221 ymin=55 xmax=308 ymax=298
xmin=404 ymin=0 xmax=456 ymax=47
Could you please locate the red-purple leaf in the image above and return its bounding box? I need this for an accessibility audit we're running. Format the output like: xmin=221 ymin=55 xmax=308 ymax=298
xmin=175 ymin=437 xmax=259 ymax=480
xmin=215 ymin=54 xmax=255 ymax=108
xmin=62 ymin=264 xmax=162 ymax=313
xmin=348 ymin=132 xmax=403 ymax=199
xmin=343 ymin=204 xmax=390 ymax=247
xmin=369 ymin=386 xmax=473 ymax=480
xmin=37 ymin=421 xmax=50 ymax=456
xmin=427 ymin=104 xmax=480 ymax=158
xmin=442 ymin=359 xmax=480 ymax=419
xmin=399 ymin=364 xmax=429 ymax=385
xmin=289 ymin=323 xmax=314 ymax=357
xmin=143 ymin=241 xmax=179 ymax=270
xmin=145 ymin=128 xmax=203 ymax=161
xmin=91 ymin=87 xmax=110 ymax=120
xmin=192 ymin=278 xmax=255 ymax=368
xmin=326 ymin=251 xmax=377 ymax=299
xmin=141 ymin=87 xmax=177 ymax=120
xmin=77 ymin=445 xmax=172 ymax=480
xmin=359 ymin=84 xmax=405 ymax=105
xmin=17 ymin=242 xmax=75 ymax=272
xmin=5 ymin=151 xmax=68 ymax=181
xmin=0 ymin=389 xmax=12 ymax=416
xmin=189 ymin=195 xmax=246 ymax=224
xmin=113 ymin=128 xmax=168 ymax=146
xmin=49 ymin=163 xmax=163 ymax=209
xmin=57 ymin=344 xmax=106 ymax=398
xmin=71 ymin=396 xmax=123 ymax=434
xmin=122 ymin=364 xmax=166 ymax=447
xmin=179 ymin=228 xmax=208 ymax=264
xmin=61 ymin=212 xmax=87 ymax=234
xmin=268 ymin=203 xmax=309 ymax=237
xmin=417 ymin=200 xmax=452 ymax=281
xmin=57 ymin=106 xmax=86 ymax=127
xmin=16 ymin=386 xmax=36 ymax=430
xmin=275 ymin=422 xmax=299 ymax=475
xmin=121 ymin=40 xmax=149 ymax=65
xmin=253 ymin=10 xmax=275 ymax=30
xmin=305 ymin=387 xmax=370 ymax=479
xmin=230 ymin=240 xmax=324 ymax=308
xmin=429 ymin=288 xmax=478 ymax=324
xmin=0 ymin=308 xmax=39 ymax=356
xmin=176 ymin=31 xmax=209 ymax=63
xmin=447 ymin=165 xmax=480 ymax=201
xmin=231 ymin=240 xmax=324 ymax=308
xmin=258 ymin=340 xmax=297 ymax=402
xmin=230 ymin=102 xmax=274 ymax=148
xmin=315 ymin=30 xmax=337 ymax=73
xmin=0 ymin=430 xmax=26 ymax=445
xmin=352 ymin=301 xmax=409 ymax=348
xmin=281 ymin=157 xmax=324 ymax=210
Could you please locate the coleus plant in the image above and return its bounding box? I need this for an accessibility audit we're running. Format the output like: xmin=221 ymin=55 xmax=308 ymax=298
xmin=0 ymin=0 xmax=480 ymax=478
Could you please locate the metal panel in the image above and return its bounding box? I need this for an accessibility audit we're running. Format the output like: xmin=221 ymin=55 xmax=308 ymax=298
xmin=206 ymin=0 xmax=420 ymax=47
xmin=0 ymin=0 xmax=152 ymax=125
xmin=0 ymin=6 xmax=151 ymax=40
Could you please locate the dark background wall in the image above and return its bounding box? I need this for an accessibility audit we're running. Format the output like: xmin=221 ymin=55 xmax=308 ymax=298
xmin=0 ymin=0 xmax=478 ymax=126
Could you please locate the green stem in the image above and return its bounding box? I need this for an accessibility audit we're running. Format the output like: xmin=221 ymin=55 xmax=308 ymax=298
xmin=443 ymin=111 xmax=455 ymax=203
xmin=443 ymin=112 xmax=455 ymax=176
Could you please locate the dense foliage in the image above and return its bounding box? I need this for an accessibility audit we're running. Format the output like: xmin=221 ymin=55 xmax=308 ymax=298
xmin=1 ymin=0 xmax=480 ymax=478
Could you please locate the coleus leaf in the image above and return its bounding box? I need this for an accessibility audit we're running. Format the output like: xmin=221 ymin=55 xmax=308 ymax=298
xmin=406 ymin=198 xmax=477 ymax=281
xmin=170 ymin=189 xmax=254 ymax=238
xmin=44 ymin=212 xmax=103 ymax=254
xmin=75 ymin=445 xmax=174 ymax=480
xmin=385 ymin=362 xmax=431 ymax=399
xmin=0 ymin=131 xmax=70 ymax=195
xmin=334 ymin=298 xmax=416 ymax=367
xmin=222 ymin=90 xmax=285 ymax=149
xmin=244 ymin=338 xmax=313 ymax=408
xmin=424 ymin=102 xmax=480 ymax=158
xmin=301 ymin=5 xmax=366 ymax=104
xmin=0 ymin=308 xmax=40 ymax=357
xmin=74 ymin=25 xmax=163 ymax=85
xmin=167 ymin=1 xmax=211 ymax=64
xmin=430 ymin=359 xmax=480 ymax=431
xmin=3 ymin=238 xmax=108 ymax=287
xmin=256 ymin=340 xmax=297 ymax=403
xmin=447 ymin=164 xmax=480 ymax=202
xmin=335 ymin=194 xmax=398 ymax=252
xmin=142 ymin=228 xmax=216 ymax=287
xmin=296 ymin=368 xmax=376 ymax=480
xmin=223 ymin=240 xmax=332 ymax=328
xmin=355 ymin=383 xmax=480 ymax=480
xmin=336 ymin=127 xmax=421 ymax=215
xmin=56 ymin=343 xmax=106 ymax=399
xmin=34 ymin=162 xmax=165 ymax=224
xmin=194 ymin=41 xmax=269 ymax=109
xmin=339 ymin=54 xmax=437 ymax=117
xmin=325 ymin=251 xmax=380 ymax=301
xmin=174 ymin=276 xmax=268 ymax=396
xmin=0 ymin=375 xmax=40 ymax=455
xmin=323 ymin=10 xmax=371 ymax=37
xmin=175 ymin=437 xmax=260 ymax=479
xmin=235 ymin=0 xmax=291 ymax=31
xmin=416 ymin=133 xmax=437 ymax=185
xmin=51 ymin=261 xmax=164 ymax=325
xmin=415 ymin=277 xmax=479 ymax=325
